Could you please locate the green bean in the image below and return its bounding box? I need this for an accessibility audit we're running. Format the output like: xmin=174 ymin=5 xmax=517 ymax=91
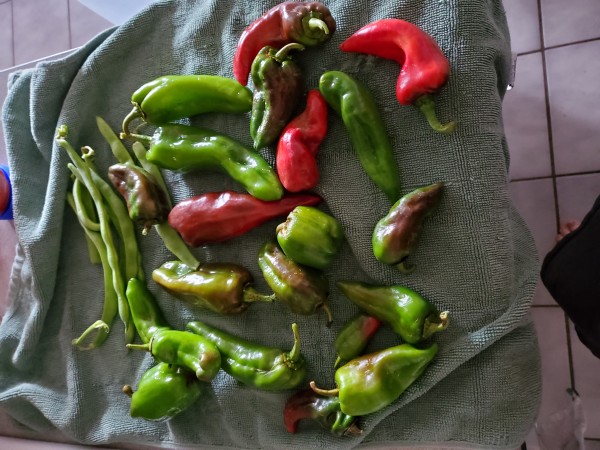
xmin=96 ymin=116 xmax=134 ymax=165
xmin=67 ymin=189 xmax=117 ymax=349
xmin=72 ymin=178 xmax=101 ymax=264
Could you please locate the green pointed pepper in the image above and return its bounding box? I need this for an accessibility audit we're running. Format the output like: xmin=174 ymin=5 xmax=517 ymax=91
xmin=311 ymin=343 xmax=438 ymax=416
xmin=337 ymin=281 xmax=449 ymax=343
xmin=123 ymin=362 xmax=203 ymax=422
xmin=276 ymin=206 xmax=344 ymax=270
xmin=372 ymin=182 xmax=444 ymax=273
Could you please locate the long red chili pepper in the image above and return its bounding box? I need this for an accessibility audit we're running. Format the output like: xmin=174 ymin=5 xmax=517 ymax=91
xmin=233 ymin=1 xmax=336 ymax=86
xmin=168 ymin=191 xmax=322 ymax=247
xmin=340 ymin=18 xmax=456 ymax=134
xmin=276 ymin=89 xmax=328 ymax=192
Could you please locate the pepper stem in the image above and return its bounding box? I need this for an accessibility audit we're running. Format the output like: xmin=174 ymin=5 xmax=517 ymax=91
xmin=287 ymin=323 xmax=302 ymax=363
xmin=243 ymin=286 xmax=277 ymax=303
xmin=120 ymin=132 xmax=153 ymax=144
xmin=321 ymin=303 xmax=334 ymax=327
xmin=274 ymin=42 xmax=305 ymax=61
xmin=126 ymin=343 xmax=151 ymax=352
xmin=422 ymin=311 xmax=450 ymax=339
xmin=121 ymin=106 xmax=142 ymax=137
xmin=307 ymin=18 xmax=329 ymax=35
xmin=71 ymin=320 xmax=110 ymax=350
xmin=309 ymin=380 xmax=339 ymax=397
xmin=414 ymin=95 xmax=456 ymax=134
xmin=395 ymin=260 xmax=416 ymax=274
xmin=122 ymin=385 xmax=134 ymax=397
xmin=345 ymin=423 xmax=363 ymax=436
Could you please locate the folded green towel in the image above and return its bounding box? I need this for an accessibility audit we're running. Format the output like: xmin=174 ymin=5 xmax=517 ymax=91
xmin=0 ymin=0 xmax=541 ymax=448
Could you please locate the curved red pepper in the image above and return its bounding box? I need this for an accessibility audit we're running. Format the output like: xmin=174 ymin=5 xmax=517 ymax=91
xmin=340 ymin=18 xmax=456 ymax=134
xmin=168 ymin=191 xmax=321 ymax=247
xmin=276 ymin=90 xmax=328 ymax=192
xmin=233 ymin=2 xmax=336 ymax=86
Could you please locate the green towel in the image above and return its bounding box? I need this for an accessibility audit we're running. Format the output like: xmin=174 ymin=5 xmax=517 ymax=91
xmin=0 ymin=0 xmax=541 ymax=448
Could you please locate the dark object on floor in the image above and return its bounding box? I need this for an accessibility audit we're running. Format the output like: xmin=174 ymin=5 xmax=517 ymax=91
xmin=541 ymin=195 xmax=600 ymax=359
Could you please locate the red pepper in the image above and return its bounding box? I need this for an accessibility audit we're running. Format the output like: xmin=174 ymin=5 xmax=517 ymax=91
xmin=233 ymin=1 xmax=336 ymax=86
xmin=340 ymin=18 xmax=456 ymax=134
xmin=168 ymin=191 xmax=322 ymax=247
xmin=276 ymin=90 xmax=328 ymax=192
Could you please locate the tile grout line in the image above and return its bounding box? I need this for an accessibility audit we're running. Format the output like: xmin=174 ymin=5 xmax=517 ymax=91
xmin=517 ymin=36 xmax=600 ymax=57
xmin=10 ymin=0 xmax=14 ymax=67
xmin=512 ymin=170 xmax=600 ymax=183
xmin=535 ymin=0 xmax=578 ymax=393
xmin=66 ymin=0 xmax=73 ymax=50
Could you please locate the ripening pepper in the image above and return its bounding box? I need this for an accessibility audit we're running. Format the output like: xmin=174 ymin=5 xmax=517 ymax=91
xmin=168 ymin=191 xmax=321 ymax=247
xmin=108 ymin=163 xmax=171 ymax=233
xmin=276 ymin=206 xmax=344 ymax=270
xmin=187 ymin=321 xmax=306 ymax=391
xmin=129 ymin=123 xmax=283 ymax=201
xmin=128 ymin=328 xmax=222 ymax=382
xmin=152 ymin=260 xmax=275 ymax=315
xmin=250 ymin=43 xmax=305 ymax=149
xmin=283 ymin=389 xmax=362 ymax=436
xmin=340 ymin=19 xmax=455 ymax=134
xmin=334 ymin=314 xmax=382 ymax=368
xmin=372 ymin=182 xmax=444 ymax=273
xmin=123 ymin=362 xmax=203 ymax=422
xmin=258 ymin=241 xmax=332 ymax=324
xmin=337 ymin=281 xmax=449 ymax=344
xmin=311 ymin=343 xmax=438 ymax=416
xmin=122 ymin=75 xmax=252 ymax=135
xmin=276 ymin=89 xmax=328 ymax=192
xmin=319 ymin=71 xmax=402 ymax=203
xmin=233 ymin=1 xmax=336 ymax=86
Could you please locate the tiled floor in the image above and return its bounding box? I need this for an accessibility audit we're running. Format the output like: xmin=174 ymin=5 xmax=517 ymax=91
xmin=0 ymin=0 xmax=599 ymax=448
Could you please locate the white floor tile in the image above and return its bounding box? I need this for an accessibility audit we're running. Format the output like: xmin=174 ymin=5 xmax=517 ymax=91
xmin=503 ymin=52 xmax=552 ymax=180
xmin=555 ymin=173 xmax=600 ymax=224
xmin=0 ymin=2 xmax=13 ymax=70
xmin=502 ymin=0 xmax=541 ymax=53
xmin=546 ymin=41 xmax=600 ymax=175
xmin=69 ymin=0 xmax=113 ymax=48
xmin=541 ymin=0 xmax=600 ymax=47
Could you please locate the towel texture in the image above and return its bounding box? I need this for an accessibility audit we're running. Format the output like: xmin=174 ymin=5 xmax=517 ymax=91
xmin=0 ymin=0 xmax=541 ymax=448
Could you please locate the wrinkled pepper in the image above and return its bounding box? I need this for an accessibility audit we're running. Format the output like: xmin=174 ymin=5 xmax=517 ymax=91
xmin=108 ymin=163 xmax=171 ymax=233
xmin=233 ymin=1 xmax=336 ymax=85
xmin=276 ymin=206 xmax=344 ymax=270
xmin=334 ymin=314 xmax=382 ymax=368
xmin=319 ymin=71 xmax=401 ymax=203
xmin=128 ymin=328 xmax=221 ymax=382
xmin=276 ymin=89 xmax=328 ymax=192
xmin=258 ymin=241 xmax=332 ymax=324
xmin=126 ymin=278 xmax=170 ymax=344
xmin=122 ymin=75 xmax=252 ymax=135
xmin=284 ymin=389 xmax=362 ymax=436
xmin=123 ymin=362 xmax=203 ymax=422
xmin=250 ymin=43 xmax=305 ymax=149
xmin=168 ymin=191 xmax=321 ymax=247
xmin=187 ymin=321 xmax=306 ymax=390
xmin=340 ymin=19 xmax=455 ymax=134
xmin=129 ymin=124 xmax=283 ymax=201
xmin=152 ymin=260 xmax=274 ymax=315
xmin=337 ymin=281 xmax=449 ymax=344
xmin=372 ymin=182 xmax=444 ymax=272
xmin=310 ymin=343 xmax=438 ymax=416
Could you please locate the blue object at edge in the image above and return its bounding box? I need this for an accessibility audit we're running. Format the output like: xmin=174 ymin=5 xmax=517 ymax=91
xmin=0 ymin=165 xmax=13 ymax=220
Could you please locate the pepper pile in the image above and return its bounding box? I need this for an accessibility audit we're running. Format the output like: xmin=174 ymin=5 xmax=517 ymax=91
xmin=58 ymin=0 xmax=457 ymax=438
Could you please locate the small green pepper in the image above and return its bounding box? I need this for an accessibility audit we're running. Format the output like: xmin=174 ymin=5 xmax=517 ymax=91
xmin=334 ymin=314 xmax=382 ymax=368
xmin=250 ymin=43 xmax=305 ymax=149
xmin=187 ymin=321 xmax=306 ymax=391
xmin=337 ymin=281 xmax=449 ymax=344
xmin=319 ymin=71 xmax=401 ymax=203
xmin=130 ymin=124 xmax=284 ymax=201
xmin=123 ymin=362 xmax=203 ymax=422
xmin=276 ymin=206 xmax=344 ymax=270
xmin=372 ymin=182 xmax=444 ymax=273
xmin=125 ymin=278 xmax=170 ymax=344
xmin=152 ymin=261 xmax=275 ymax=315
xmin=122 ymin=75 xmax=252 ymax=135
xmin=128 ymin=328 xmax=221 ymax=382
xmin=258 ymin=241 xmax=332 ymax=324
xmin=311 ymin=343 xmax=438 ymax=416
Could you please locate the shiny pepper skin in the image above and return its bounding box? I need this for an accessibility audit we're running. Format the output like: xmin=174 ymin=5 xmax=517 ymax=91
xmin=250 ymin=43 xmax=305 ymax=149
xmin=372 ymin=182 xmax=444 ymax=273
xmin=311 ymin=343 xmax=438 ymax=416
xmin=125 ymin=278 xmax=170 ymax=344
xmin=123 ymin=362 xmax=203 ymax=422
xmin=337 ymin=281 xmax=449 ymax=344
xmin=276 ymin=90 xmax=328 ymax=192
xmin=152 ymin=260 xmax=274 ymax=315
xmin=276 ymin=206 xmax=344 ymax=270
xmin=187 ymin=321 xmax=306 ymax=391
xmin=258 ymin=241 xmax=332 ymax=324
xmin=334 ymin=314 xmax=382 ymax=368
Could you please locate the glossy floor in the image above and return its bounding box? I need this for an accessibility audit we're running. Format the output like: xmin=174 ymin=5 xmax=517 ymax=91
xmin=0 ymin=0 xmax=599 ymax=448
